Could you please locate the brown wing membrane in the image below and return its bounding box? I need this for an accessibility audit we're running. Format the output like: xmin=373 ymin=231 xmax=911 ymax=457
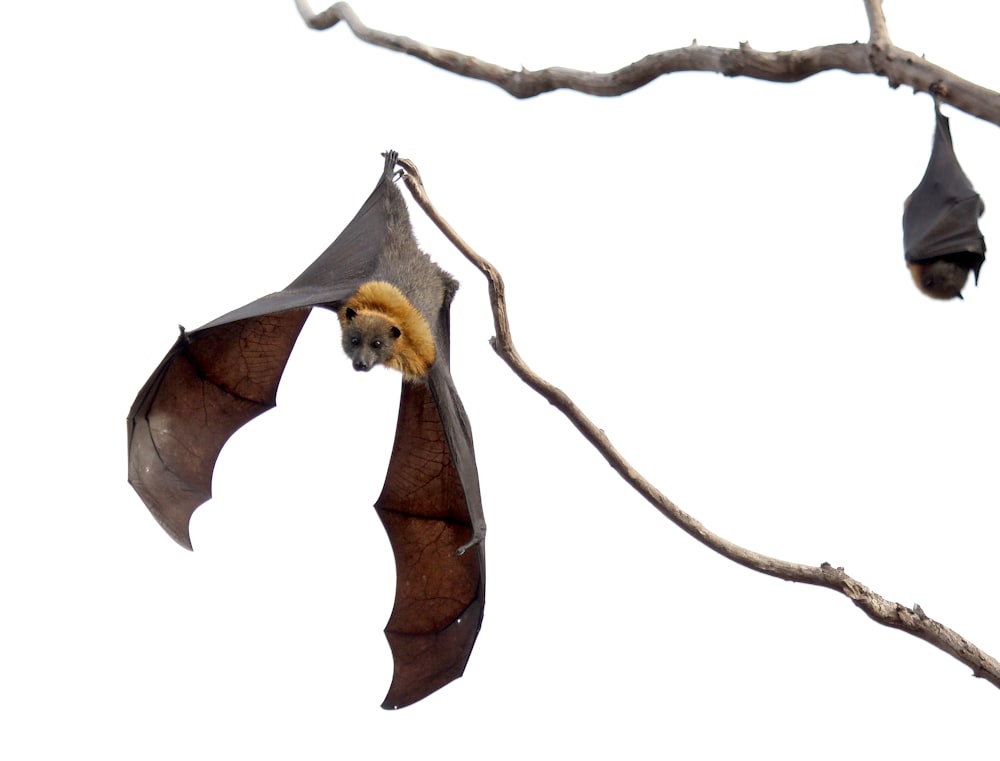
xmin=127 ymin=310 xmax=310 ymax=548
xmin=376 ymin=373 xmax=485 ymax=709
xmin=127 ymin=162 xmax=392 ymax=547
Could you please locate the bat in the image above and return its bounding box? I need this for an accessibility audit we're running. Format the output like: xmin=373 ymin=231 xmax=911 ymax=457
xmin=127 ymin=152 xmax=486 ymax=709
xmin=903 ymin=99 xmax=986 ymax=300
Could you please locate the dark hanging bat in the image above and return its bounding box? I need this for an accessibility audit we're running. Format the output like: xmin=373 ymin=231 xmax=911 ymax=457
xmin=903 ymin=99 xmax=986 ymax=300
xmin=127 ymin=152 xmax=486 ymax=709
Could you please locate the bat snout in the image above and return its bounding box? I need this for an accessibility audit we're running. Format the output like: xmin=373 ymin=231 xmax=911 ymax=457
xmin=353 ymin=360 xmax=372 ymax=372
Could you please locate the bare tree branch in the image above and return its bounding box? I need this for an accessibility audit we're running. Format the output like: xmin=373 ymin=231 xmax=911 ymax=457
xmin=296 ymin=0 xmax=1000 ymax=126
xmin=394 ymin=154 xmax=1000 ymax=691
xmin=294 ymin=0 xmax=1000 ymax=690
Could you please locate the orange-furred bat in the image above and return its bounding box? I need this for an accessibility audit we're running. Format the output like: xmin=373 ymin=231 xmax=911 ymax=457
xmin=903 ymin=99 xmax=986 ymax=300
xmin=127 ymin=152 xmax=485 ymax=709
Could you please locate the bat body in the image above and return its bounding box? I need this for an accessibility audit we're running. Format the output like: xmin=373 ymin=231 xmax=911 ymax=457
xmin=127 ymin=152 xmax=485 ymax=709
xmin=903 ymin=100 xmax=986 ymax=300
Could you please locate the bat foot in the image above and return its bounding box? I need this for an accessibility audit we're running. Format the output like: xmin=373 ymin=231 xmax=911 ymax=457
xmin=456 ymin=524 xmax=486 ymax=555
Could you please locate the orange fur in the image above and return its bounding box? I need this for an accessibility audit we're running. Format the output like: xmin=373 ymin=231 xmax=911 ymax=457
xmin=338 ymin=281 xmax=436 ymax=378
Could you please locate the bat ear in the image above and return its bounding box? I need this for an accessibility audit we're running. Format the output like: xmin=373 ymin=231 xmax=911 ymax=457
xmin=344 ymin=307 xmax=358 ymax=322
xmin=390 ymin=326 xmax=402 ymax=339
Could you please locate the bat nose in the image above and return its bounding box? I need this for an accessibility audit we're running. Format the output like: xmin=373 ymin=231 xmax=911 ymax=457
xmin=353 ymin=360 xmax=370 ymax=372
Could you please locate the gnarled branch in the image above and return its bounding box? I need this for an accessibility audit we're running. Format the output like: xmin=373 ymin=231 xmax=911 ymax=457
xmin=294 ymin=0 xmax=1000 ymax=690
xmin=296 ymin=0 xmax=1000 ymax=126
xmin=395 ymin=154 xmax=1000 ymax=691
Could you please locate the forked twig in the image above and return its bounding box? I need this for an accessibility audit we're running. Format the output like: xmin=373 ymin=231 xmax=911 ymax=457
xmin=396 ymin=155 xmax=1000 ymax=690
xmin=296 ymin=0 xmax=1000 ymax=126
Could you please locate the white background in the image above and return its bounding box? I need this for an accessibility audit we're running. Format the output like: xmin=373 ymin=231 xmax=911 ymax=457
xmin=2 ymin=1 xmax=998 ymax=757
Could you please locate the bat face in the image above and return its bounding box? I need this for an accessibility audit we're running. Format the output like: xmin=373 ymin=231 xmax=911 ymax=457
xmin=907 ymin=258 xmax=972 ymax=300
xmin=341 ymin=308 xmax=401 ymax=371
xmin=902 ymin=101 xmax=986 ymax=300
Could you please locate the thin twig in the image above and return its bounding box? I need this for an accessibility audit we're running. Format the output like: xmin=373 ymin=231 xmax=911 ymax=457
xmin=395 ymin=154 xmax=1000 ymax=690
xmin=296 ymin=0 xmax=1000 ymax=126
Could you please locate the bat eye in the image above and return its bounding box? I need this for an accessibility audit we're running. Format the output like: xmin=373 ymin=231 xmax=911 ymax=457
xmin=372 ymin=340 xmax=382 ymax=349
xmin=350 ymin=336 xmax=360 ymax=346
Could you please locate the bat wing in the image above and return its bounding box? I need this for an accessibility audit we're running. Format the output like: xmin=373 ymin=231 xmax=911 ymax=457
xmin=903 ymin=101 xmax=986 ymax=277
xmin=127 ymin=158 xmax=395 ymax=548
xmin=375 ymin=303 xmax=486 ymax=709
xmin=127 ymin=310 xmax=310 ymax=548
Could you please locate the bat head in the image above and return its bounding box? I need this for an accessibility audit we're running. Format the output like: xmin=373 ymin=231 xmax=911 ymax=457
xmin=337 ymin=282 xmax=436 ymax=379
xmin=906 ymin=251 xmax=984 ymax=300
xmin=340 ymin=307 xmax=401 ymax=372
